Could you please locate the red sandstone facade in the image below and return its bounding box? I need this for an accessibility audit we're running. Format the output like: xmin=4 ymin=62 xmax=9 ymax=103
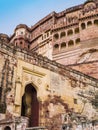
xmin=0 ymin=0 xmax=98 ymax=130
xmin=1 ymin=0 xmax=98 ymax=79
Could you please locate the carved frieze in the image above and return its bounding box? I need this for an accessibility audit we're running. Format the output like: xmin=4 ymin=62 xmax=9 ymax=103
xmin=82 ymin=2 xmax=96 ymax=15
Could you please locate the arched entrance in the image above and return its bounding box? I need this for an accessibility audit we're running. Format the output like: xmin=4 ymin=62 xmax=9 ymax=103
xmin=4 ymin=126 xmax=11 ymax=130
xmin=21 ymin=84 xmax=39 ymax=127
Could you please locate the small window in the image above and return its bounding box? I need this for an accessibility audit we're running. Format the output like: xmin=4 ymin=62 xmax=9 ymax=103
xmin=21 ymin=31 xmax=23 ymax=35
xmin=68 ymin=40 xmax=74 ymax=47
xmin=28 ymin=45 xmax=30 ymax=49
xmin=61 ymin=42 xmax=66 ymax=48
xmin=44 ymin=35 xmax=46 ymax=39
xmin=20 ymin=41 xmax=23 ymax=45
xmin=75 ymin=28 xmax=79 ymax=34
xmin=28 ymin=34 xmax=31 ymax=38
xmin=67 ymin=29 xmax=73 ymax=36
xmin=16 ymin=42 xmax=18 ymax=46
xmin=53 ymin=33 xmax=59 ymax=40
xmin=74 ymin=99 xmax=77 ymax=104
xmin=54 ymin=44 xmax=59 ymax=49
xmin=60 ymin=32 xmax=66 ymax=38
xmin=81 ymin=23 xmax=86 ymax=30
xmin=47 ymin=32 xmax=49 ymax=37
xmin=42 ymin=36 xmax=43 ymax=40
xmin=87 ymin=21 xmax=92 ymax=26
xmin=76 ymin=38 xmax=80 ymax=44
xmin=94 ymin=19 xmax=98 ymax=25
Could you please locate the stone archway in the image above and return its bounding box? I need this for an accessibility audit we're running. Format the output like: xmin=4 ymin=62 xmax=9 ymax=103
xmin=4 ymin=126 xmax=11 ymax=130
xmin=21 ymin=84 xmax=39 ymax=127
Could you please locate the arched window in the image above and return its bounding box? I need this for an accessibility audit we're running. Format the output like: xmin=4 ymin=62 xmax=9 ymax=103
xmin=4 ymin=126 xmax=11 ymax=130
xmin=54 ymin=44 xmax=59 ymax=49
xmin=61 ymin=42 xmax=66 ymax=48
xmin=20 ymin=41 xmax=23 ymax=48
xmin=28 ymin=45 xmax=30 ymax=49
xmin=20 ymin=41 xmax=23 ymax=45
xmin=81 ymin=23 xmax=86 ymax=30
xmin=68 ymin=40 xmax=74 ymax=47
xmin=87 ymin=21 xmax=92 ymax=26
xmin=75 ymin=38 xmax=80 ymax=44
xmin=44 ymin=35 xmax=46 ymax=39
xmin=94 ymin=19 xmax=98 ymax=25
xmin=60 ymin=32 xmax=66 ymax=38
xmin=42 ymin=36 xmax=43 ymax=40
xmin=53 ymin=33 xmax=59 ymax=40
xmin=75 ymin=28 xmax=79 ymax=34
xmin=21 ymin=31 xmax=23 ymax=35
xmin=15 ymin=42 xmax=18 ymax=46
xmin=47 ymin=32 xmax=49 ymax=37
xmin=67 ymin=29 xmax=73 ymax=36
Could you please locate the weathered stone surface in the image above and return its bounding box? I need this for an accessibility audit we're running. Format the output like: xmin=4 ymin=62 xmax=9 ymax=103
xmin=1 ymin=0 xmax=98 ymax=130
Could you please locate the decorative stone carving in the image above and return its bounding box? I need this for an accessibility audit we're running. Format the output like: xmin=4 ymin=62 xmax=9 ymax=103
xmin=37 ymin=78 xmax=42 ymax=85
xmin=82 ymin=2 xmax=96 ymax=15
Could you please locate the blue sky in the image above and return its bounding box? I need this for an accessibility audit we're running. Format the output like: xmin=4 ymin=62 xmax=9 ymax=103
xmin=0 ymin=0 xmax=85 ymax=36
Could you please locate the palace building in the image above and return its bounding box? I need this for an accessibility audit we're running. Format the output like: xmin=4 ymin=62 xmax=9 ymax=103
xmin=0 ymin=0 xmax=98 ymax=129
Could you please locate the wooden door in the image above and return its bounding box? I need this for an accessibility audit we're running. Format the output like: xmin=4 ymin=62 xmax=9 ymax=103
xmin=30 ymin=87 xmax=39 ymax=127
xmin=21 ymin=84 xmax=39 ymax=127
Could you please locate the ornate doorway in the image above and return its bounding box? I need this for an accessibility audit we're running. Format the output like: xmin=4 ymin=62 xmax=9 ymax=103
xmin=21 ymin=84 xmax=39 ymax=127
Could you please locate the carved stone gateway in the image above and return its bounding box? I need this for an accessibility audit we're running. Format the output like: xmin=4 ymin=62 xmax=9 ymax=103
xmin=21 ymin=84 xmax=39 ymax=127
xmin=0 ymin=41 xmax=98 ymax=129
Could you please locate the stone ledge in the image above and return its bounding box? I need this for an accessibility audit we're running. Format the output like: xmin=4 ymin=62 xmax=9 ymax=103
xmin=26 ymin=126 xmax=47 ymax=130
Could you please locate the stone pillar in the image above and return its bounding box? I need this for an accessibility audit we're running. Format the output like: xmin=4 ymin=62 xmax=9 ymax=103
xmin=39 ymin=101 xmax=45 ymax=127
xmin=14 ymin=80 xmax=22 ymax=115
